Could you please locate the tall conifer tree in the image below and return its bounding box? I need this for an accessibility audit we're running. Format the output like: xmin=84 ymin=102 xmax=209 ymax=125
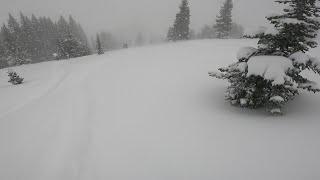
xmin=96 ymin=34 xmax=104 ymax=55
xmin=258 ymin=0 xmax=320 ymax=55
xmin=0 ymin=14 xmax=91 ymax=67
xmin=214 ymin=0 xmax=233 ymax=38
xmin=168 ymin=0 xmax=190 ymax=41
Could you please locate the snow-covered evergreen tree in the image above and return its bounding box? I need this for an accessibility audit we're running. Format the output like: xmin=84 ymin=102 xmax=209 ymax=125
xmin=0 ymin=13 xmax=91 ymax=67
xmin=198 ymin=23 xmax=243 ymax=39
xmin=0 ymin=38 xmax=7 ymax=68
xmin=30 ymin=14 xmax=43 ymax=59
xmin=96 ymin=34 xmax=104 ymax=55
xmin=258 ymin=0 xmax=320 ymax=55
xmin=0 ymin=25 xmax=12 ymax=56
xmin=57 ymin=16 xmax=71 ymax=40
xmin=168 ymin=0 xmax=190 ymax=41
xmin=6 ymin=14 xmax=29 ymax=65
xmin=57 ymin=34 xmax=90 ymax=59
xmin=1 ymin=23 xmax=26 ymax=66
xmin=210 ymin=0 xmax=320 ymax=114
xmin=214 ymin=0 xmax=233 ymax=38
xmin=98 ymin=31 xmax=119 ymax=50
xmin=8 ymin=70 xmax=24 ymax=85
xmin=19 ymin=13 xmax=34 ymax=61
xmin=68 ymin=15 xmax=90 ymax=51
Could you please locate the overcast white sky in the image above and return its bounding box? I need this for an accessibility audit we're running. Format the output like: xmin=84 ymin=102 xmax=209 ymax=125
xmin=0 ymin=0 xmax=281 ymax=40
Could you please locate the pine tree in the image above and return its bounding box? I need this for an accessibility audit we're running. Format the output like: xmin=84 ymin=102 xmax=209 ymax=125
xmin=30 ymin=14 xmax=42 ymax=59
xmin=43 ymin=17 xmax=59 ymax=59
xmin=76 ymin=23 xmax=91 ymax=55
xmin=96 ymin=34 xmax=104 ymax=55
xmin=57 ymin=16 xmax=70 ymax=40
xmin=69 ymin=16 xmax=80 ymax=38
xmin=56 ymin=33 xmax=90 ymax=59
xmin=68 ymin=16 xmax=91 ymax=55
xmin=1 ymin=24 xmax=23 ymax=66
xmin=0 ymin=37 xmax=7 ymax=68
xmin=0 ymin=14 xmax=91 ymax=66
xmin=56 ymin=16 xmax=90 ymax=59
xmin=6 ymin=14 xmax=27 ymax=64
xmin=19 ymin=13 xmax=34 ymax=61
xmin=168 ymin=0 xmax=190 ymax=41
xmin=1 ymin=24 xmax=13 ymax=56
xmin=214 ymin=0 xmax=233 ymax=39
xmin=210 ymin=0 xmax=320 ymax=114
xmin=7 ymin=14 xmax=20 ymax=34
xmin=258 ymin=0 xmax=320 ymax=55
xmin=99 ymin=31 xmax=119 ymax=50
xmin=8 ymin=71 xmax=24 ymax=85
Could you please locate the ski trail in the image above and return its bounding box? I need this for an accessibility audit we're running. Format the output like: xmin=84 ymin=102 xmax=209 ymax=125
xmin=0 ymin=57 xmax=108 ymax=180
xmin=1 ymin=40 xmax=320 ymax=180
xmin=36 ymin=59 xmax=108 ymax=180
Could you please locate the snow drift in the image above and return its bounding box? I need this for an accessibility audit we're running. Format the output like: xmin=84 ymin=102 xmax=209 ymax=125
xmin=1 ymin=39 xmax=320 ymax=180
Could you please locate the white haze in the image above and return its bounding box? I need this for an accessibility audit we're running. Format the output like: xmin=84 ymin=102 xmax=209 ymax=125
xmin=0 ymin=0 xmax=281 ymax=42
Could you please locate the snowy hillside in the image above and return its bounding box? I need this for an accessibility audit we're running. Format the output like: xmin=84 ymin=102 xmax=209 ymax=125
xmin=1 ymin=39 xmax=320 ymax=180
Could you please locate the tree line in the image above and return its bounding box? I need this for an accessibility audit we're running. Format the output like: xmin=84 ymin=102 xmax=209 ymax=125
xmin=0 ymin=13 xmax=91 ymax=68
xmin=167 ymin=0 xmax=243 ymax=41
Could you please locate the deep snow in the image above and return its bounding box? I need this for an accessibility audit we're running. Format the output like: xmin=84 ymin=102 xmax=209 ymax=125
xmin=1 ymin=39 xmax=320 ymax=180
xmin=247 ymin=56 xmax=294 ymax=85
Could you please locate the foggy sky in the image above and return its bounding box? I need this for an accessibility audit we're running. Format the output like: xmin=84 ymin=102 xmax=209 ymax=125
xmin=0 ymin=0 xmax=281 ymax=40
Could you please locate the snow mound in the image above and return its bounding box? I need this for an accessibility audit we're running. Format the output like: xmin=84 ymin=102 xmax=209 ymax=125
xmin=289 ymin=51 xmax=311 ymax=65
xmin=270 ymin=108 xmax=282 ymax=114
xmin=298 ymin=81 xmax=320 ymax=91
xmin=270 ymin=96 xmax=285 ymax=103
xmin=235 ymin=62 xmax=248 ymax=72
xmin=229 ymin=62 xmax=248 ymax=72
xmin=247 ymin=56 xmax=294 ymax=85
xmin=289 ymin=52 xmax=320 ymax=73
xmin=240 ymin=98 xmax=248 ymax=106
xmin=237 ymin=47 xmax=257 ymax=61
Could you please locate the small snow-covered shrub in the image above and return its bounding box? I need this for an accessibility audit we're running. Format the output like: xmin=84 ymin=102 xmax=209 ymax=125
xmin=8 ymin=71 xmax=24 ymax=85
xmin=210 ymin=49 xmax=320 ymax=114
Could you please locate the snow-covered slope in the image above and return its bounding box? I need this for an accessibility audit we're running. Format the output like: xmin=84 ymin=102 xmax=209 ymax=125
xmin=1 ymin=39 xmax=320 ymax=180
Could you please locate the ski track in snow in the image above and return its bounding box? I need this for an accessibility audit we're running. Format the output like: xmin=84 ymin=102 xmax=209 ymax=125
xmin=1 ymin=39 xmax=320 ymax=180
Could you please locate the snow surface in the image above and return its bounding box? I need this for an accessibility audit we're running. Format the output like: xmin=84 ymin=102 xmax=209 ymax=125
xmin=234 ymin=62 xmax=248 ymax=72
xmin=236 ymin=46 xmax=257 ymax=61
xmin=270 ymin=96 xmax=285 ymax=103
xmin=1 ymin=39 xmax=320 ymax=180
xmin=289 ymin=51 xmax=311 ymax=65
xmin=247 ymin=56 xmax=294 ymax=85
